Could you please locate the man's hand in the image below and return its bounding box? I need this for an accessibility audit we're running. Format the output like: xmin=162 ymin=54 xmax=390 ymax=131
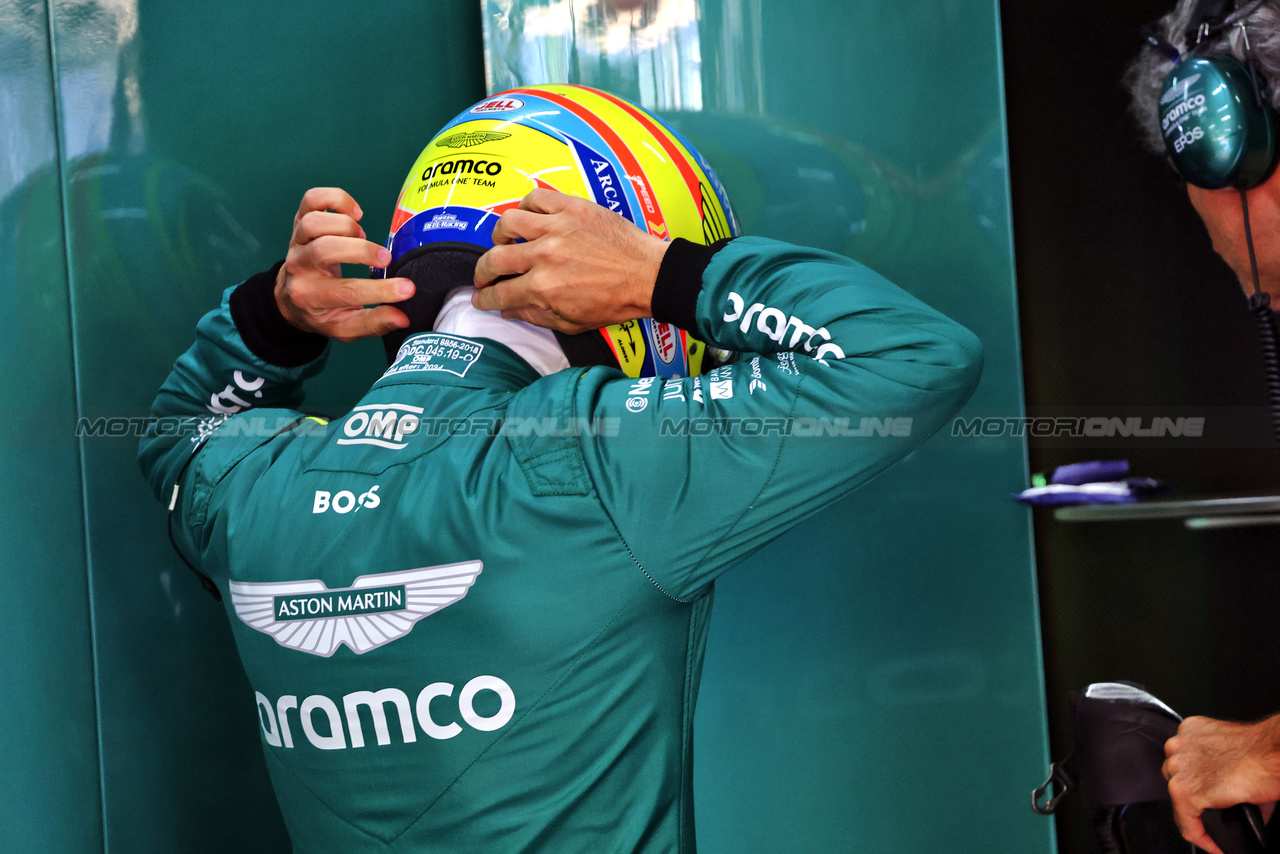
xmin=471 ymin=189 xmax=668 ymax=334
xmin=275 ymin=187 xmax=415 ymax=343
xmin=1163 ymin=714 xmax=1280 ymax=854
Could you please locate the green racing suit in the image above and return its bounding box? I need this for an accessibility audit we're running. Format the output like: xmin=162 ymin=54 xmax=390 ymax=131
xmin=139 ymin=236 xmax=982 ymax=853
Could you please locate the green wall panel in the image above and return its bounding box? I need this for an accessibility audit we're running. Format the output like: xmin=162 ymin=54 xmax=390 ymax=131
xmin=483 ymin=1 xmax=1051 ymax=851
xmin=0 ymin=4 xmax=103 ymax=852
xmin=2 ymin=1 xmax=487 ymax=851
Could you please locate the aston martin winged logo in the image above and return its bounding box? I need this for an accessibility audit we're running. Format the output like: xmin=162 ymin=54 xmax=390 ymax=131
xmin=1160 ymin=73 xmax=1201 ymax=105
xmin=436 ymin=131 xmax=511 ymax=149
xmin=229 ymin=561 xmax=483 ymax=657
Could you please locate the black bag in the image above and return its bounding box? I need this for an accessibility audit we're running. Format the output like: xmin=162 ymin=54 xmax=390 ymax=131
xmin=1033 ymin=682 xmax=1272 ymax=853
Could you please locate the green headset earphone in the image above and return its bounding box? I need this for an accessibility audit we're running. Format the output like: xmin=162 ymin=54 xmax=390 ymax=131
xmin=1146 ymin=0 xmax=1280 ymax=450
xmin=1152 ymin=0 xmax=1277 ymax=189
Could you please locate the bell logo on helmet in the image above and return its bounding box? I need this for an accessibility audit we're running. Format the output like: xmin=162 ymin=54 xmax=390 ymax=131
xmin=469 ymin=97 xmax=524 ymax=114
xmin=651 ymin=322 xmax=678 ymax=365
xmin=421 ymin=212 xmax=469 ymax=232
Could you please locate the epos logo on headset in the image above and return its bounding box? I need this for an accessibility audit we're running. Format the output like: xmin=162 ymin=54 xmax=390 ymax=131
xmin=1152 ymin=1 xmax=1279 ymax=189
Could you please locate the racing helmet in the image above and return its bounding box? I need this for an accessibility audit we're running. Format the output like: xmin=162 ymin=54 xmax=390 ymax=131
xmin=375 ymin=84 xmax=739 ymax=377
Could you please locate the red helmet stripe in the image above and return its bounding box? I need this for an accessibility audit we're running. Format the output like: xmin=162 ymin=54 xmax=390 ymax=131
xmin=508 ymin=87 xmax=670 ymax=239
xmin=390 ymin=206 xmax=416 ymax=233
xmin=581 ymin=86 xmax=703 ymax=216
xmin=600 ymin=327 xmax=624 ymax=365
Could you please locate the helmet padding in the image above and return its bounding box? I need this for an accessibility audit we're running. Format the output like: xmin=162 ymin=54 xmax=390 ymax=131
xmin=382 ymin=249 xmax=481 ymax=364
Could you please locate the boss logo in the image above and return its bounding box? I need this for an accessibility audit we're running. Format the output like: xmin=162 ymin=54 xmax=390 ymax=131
xmin=313 ymin=487 xmax=380 ymax=514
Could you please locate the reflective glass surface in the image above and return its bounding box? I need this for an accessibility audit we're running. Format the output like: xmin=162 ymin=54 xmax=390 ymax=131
xmin=2 ymin=1 xmax=486 ymax=850
xmin=483 ymin=1 xmax=1051 ymax=851
xmin=0 ymin=4 xmax=102 ymax=851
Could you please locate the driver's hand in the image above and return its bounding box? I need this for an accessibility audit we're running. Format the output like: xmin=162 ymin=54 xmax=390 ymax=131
xmin=471 ymin=189 xmax=668 ymax=334
xmin=274 ymin=187 xmax=415 ymax=342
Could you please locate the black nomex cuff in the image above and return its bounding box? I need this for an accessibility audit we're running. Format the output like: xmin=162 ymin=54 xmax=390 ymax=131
xmin=229 ymin=261 xmax=328 ymax=367
xmin=650 ymin=237 xmax=733 ymax=332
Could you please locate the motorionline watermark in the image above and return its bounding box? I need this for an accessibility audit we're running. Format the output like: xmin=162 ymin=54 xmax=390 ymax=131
xmin=658 ymin=416 xmax=913 ymax=437
xmin=76 ymin=415 xmax=623 ymax=440
xmin=78 ymin=412 xmax=1246 ymax=445
xmin=951 ymin=416 xmax=1205 ymax=439
xmin=77 ymin=414 xmax=916 ymax=441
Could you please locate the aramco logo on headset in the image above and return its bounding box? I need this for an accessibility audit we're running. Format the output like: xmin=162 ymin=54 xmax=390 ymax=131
xmin=1160 ymin=73 xmax=1206 ymax=133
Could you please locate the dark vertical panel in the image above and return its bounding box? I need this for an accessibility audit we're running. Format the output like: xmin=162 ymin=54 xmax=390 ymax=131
xmin=482 ymin=2 xmax=1051 ymax=851
xmin=0 ymin=2 xmax=103 ymax=851
xmin=44 ymin=0 xmax=486 ymax=850
xmin=1002 ymin=2 xmax=1280 ymax=852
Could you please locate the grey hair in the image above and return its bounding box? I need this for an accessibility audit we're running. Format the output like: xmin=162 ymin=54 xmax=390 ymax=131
xmin=1126 ymin=0 xmax=1280 ymax=155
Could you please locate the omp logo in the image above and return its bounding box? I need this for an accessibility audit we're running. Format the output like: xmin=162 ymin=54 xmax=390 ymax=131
xmin=339 ymin=404 xmax=422 ymax=449
xmin=1160 ymin=73 xmax=1201 ymax=105
xmin=469 ymin=97 xmax=524 ymax=114
xmin=723 ymin=292 xmax=846 ymax=362
xmin=208 ymin=370 xmax=264 ymax=415
xmin=230 ymin=561 xmax=483 ymax=657
xmin=436 ymin=131 xmax=511 ymax=148
xmin=254 ymin=674 xmax=515 ymax=750
xmin=651 ymin=322 xmax=678 ymax=365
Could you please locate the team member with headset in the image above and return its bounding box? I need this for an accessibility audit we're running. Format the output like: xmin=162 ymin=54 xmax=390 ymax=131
xmin=1129 ymin=2 xmax=1280 ymax=851
xmin=139 ymin=86 xmax=981 ymax=852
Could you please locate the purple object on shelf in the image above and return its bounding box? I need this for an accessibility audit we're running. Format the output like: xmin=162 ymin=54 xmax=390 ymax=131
xmin=1013 ymin=483 xmax=1138 ymax=506
xmin=1051 ymin=460 xmax=1129 ymax=486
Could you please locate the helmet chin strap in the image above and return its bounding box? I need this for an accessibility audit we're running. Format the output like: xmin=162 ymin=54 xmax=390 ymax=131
xmin=433 ymin=287 xmax=569 ymax=377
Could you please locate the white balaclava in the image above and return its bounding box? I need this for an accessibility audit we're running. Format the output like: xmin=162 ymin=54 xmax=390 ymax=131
xmin=432 ymin=286 xmax=569 ymax=376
